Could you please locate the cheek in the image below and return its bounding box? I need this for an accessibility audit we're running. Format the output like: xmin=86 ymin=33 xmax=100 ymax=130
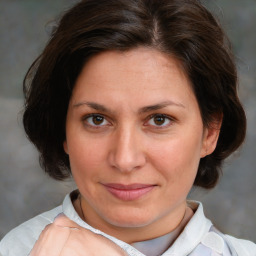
xmin=149 ymin=136 xmax=202 ymax=181
xmin=68 ymin=142 xmax=105 ymax=198
xmin=67 ymin=137 xmax=106 ymax=179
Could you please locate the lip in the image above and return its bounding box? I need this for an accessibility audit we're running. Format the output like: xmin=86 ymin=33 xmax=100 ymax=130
xmin=102 ymin=183 xmax=156 ymax=201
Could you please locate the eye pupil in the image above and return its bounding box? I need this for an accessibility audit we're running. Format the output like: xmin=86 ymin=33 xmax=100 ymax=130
xmin=93 ymin=116 xmax=104 ymax=125
xmin=154 ymin=116 xmax=165 ymax=125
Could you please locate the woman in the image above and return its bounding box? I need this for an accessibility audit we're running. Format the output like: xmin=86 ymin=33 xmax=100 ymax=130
xmin=0 ymin=0 xmax=255 ymax=255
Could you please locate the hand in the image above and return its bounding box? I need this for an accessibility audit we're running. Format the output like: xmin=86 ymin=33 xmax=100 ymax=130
xmin=29 ymin=214 xmax=127 ymax=256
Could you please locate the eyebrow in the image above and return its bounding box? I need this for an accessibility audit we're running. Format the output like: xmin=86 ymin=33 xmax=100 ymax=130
xmin=138 ymin=100 xmax=185 ymax=114
xmin=73 ymin=101 xmax=112 ymax=113
xmin=73 ymin=100 xmax=185 ymax=114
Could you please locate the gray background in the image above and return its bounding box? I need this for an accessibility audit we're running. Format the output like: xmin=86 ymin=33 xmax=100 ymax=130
xmin=0 ymin=0 xmax=255 ymax=242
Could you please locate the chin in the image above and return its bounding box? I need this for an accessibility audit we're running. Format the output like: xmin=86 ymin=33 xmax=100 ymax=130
xmin=103 ymin=210 xmax=156 ymax=228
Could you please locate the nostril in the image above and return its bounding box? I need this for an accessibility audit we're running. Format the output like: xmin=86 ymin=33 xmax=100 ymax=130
xmin=108 ymin=149 xmax=146 ymax=173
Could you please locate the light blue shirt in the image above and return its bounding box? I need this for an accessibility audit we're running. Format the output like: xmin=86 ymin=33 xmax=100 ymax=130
xmin=0 ymin=192 xmax=255 ymax=256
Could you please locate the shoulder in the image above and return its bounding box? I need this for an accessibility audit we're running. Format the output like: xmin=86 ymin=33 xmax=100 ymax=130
xmin=0 ymin=205 xmax=62 ymax=256
xmin=184 ymin=202 xmax=256 ymax=256
xmin=224 ymin=235 xmax=256 ymax=256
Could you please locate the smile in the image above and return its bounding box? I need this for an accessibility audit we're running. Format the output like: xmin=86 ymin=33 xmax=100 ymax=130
xmin=102 ymin=183 xmax=156 ymax=201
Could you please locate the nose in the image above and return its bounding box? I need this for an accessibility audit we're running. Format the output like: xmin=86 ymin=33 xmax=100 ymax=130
xmin=108 ymin=126 xmax=146 ymax=173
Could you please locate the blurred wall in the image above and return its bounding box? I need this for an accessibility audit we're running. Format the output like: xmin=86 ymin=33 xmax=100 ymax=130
xmin=0 ymin=0 xmax=255 ymax=241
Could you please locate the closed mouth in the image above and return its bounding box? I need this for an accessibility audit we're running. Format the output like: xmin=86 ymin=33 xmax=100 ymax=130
xmin=102 ymin=183 xmax=156 ymax=201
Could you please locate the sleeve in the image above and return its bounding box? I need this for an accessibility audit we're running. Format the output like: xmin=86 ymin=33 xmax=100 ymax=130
xmin=0 ymin=206 xmax=62 ymax=256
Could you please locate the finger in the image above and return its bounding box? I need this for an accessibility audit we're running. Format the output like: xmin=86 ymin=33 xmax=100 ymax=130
xmin=52 ymin=214 xmax=128 ymax=256
xmin=60 ymin=231 xmax=128 ymax=256
xmin=53 ymin=213 xmax=81 ymax=229
xmin=29 ymin=223 xmax=71 ymax=256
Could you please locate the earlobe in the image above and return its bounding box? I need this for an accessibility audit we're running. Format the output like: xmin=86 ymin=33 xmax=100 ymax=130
xmin=63 ymin=141 xmax=69 ymax=154
xmin=200 ymin=119 xmax=222 ymax=158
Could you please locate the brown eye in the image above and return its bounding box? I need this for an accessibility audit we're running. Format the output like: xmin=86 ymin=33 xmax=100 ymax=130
xmin=153 ymin=116 xmax=166 ymax=126
xmin=92 ymin=115 xmax=104 ymax=125
xmin=84 ymin=114 xmax=109 ymax=127
xmin=147 ymin=114 xmax=172 ymax=127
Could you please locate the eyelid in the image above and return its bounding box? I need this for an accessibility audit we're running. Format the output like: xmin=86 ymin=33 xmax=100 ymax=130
xmin=81 ymin=113 xmax=112 ymax=127
xmin=148 ymin=113 xmax=174 ymax=120
xmin=81 ymin=113 xmax=175 ymax=129
xmin=144 ymin=114 xmax=175 ymax=127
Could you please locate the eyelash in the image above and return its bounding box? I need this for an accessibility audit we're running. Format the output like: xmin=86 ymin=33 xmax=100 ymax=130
xmin=145 ymin=114 xmax=174 ymax=128
xmin=82 ymin=114 xmax=111 ymax=128
xmin=81 ymin=113 xmax=174 ymax=129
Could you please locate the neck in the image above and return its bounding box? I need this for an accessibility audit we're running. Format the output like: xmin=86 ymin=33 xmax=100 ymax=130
xmin=131 ymin=207 xmax=194 ymax=255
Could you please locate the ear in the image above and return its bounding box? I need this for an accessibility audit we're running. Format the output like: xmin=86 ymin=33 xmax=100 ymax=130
xmin=63 ymin=141 xmax=69 ymax=155
xmin=200 ymin=117 xmax=222 ymax=158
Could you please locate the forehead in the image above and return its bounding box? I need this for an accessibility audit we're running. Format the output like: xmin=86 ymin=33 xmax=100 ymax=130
xmin=79 ymin=48 xmax=188 ymax=85
xmin=70 ymin=47 xmax=196 ymax=110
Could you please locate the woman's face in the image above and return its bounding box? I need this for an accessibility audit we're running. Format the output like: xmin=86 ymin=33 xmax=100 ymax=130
xmin=64 ymin=48 xmax=219 ymax=239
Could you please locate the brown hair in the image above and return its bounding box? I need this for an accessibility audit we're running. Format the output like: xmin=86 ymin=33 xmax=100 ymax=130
xmin=23 ymin=0 xmax=246 ymax=188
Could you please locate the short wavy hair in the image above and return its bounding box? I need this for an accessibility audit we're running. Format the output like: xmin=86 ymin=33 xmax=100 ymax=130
xmin=23 ymin=0 xmax=246 ymax=188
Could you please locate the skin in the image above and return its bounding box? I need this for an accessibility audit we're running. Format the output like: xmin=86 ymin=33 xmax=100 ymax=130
xmin=31 ymin=47 xmax=222 ymax=254
xmin=30 ymin=214 xmax=127 ymax=256
xmin=62 ymin=47 xmax=221 ymax=244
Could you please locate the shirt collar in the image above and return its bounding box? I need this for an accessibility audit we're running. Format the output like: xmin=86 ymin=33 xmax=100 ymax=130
xmin=62 ymin=191 xmax=212 ymax=256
